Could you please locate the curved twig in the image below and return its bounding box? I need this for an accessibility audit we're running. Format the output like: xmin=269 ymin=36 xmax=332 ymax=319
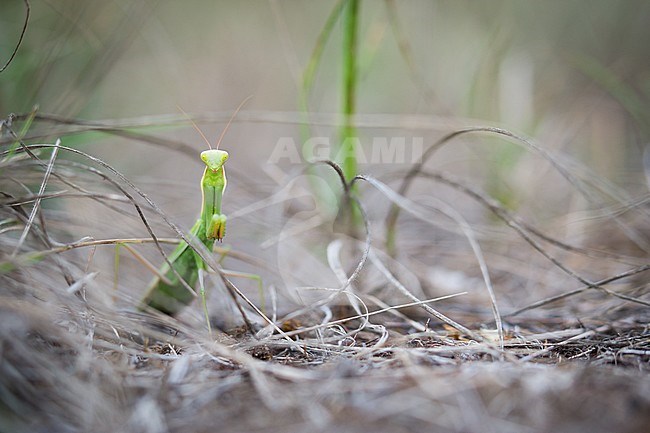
xmin=0 ymin=0 xmax=30 ymax=73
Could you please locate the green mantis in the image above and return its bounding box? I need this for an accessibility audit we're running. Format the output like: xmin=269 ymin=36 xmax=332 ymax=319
xmin=139 ymin=148 xmax=228 ymax=315
xmin=139 ymin=102 xmax=247 ymax=326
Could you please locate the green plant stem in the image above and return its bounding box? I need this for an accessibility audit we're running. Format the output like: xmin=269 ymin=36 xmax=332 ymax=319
xmin=298 ymin=0 xmax=346 ymax=216
xmin=340 ymin=0 xmax=360 ymax=182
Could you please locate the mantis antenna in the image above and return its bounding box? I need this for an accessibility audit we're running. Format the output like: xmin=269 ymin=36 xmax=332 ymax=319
xmin=214 ymin=95 xmax=253 ymax=149
xmin=177 ymin=105 xmax=212 ymax=149
xmin=177 ymin=95 xmax=252 ymax=150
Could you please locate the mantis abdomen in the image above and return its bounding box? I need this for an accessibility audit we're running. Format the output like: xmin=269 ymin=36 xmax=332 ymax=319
xmin=140 ymin=218 xmax=214 ymax=315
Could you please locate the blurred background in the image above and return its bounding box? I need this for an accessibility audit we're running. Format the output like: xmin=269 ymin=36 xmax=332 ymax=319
xmin=2 ymin=0 xmax=648 ymax=162
xmin=1 ymin=0 xmax=650 ymax=317
xmin=0 ymin=0 xmax=650 ymax=182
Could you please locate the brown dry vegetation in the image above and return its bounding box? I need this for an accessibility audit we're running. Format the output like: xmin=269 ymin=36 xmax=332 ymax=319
xmin=1 ymin=123 xmax=649 ymax=433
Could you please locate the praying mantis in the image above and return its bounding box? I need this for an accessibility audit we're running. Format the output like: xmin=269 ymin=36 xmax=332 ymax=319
xmin=139 ymin=100 xmax=256 ymax=329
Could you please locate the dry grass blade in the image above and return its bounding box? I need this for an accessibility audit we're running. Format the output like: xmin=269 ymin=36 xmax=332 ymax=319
xmin=368 ymin=248 xmax=483 ymax=342
xmin=519 ymin=324 xmax=612 ymax=362
xmin=507 ymin=263 xmax=650 ymax=316
xmin=11 ymin=139 xmax=59 ymax=257
xmin=414 ymin=170 xmax=650 ymax=313
xmin=355 ymin=174 xmax=502 ymax=343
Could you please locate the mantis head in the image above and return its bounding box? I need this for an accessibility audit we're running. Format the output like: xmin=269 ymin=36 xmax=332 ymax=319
xmin=200 ymin=149 xmax=229 ymax=172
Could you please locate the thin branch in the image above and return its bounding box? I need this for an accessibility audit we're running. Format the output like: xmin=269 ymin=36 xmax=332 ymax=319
xmin=0 ymin=0 xmax=30 ymax=73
